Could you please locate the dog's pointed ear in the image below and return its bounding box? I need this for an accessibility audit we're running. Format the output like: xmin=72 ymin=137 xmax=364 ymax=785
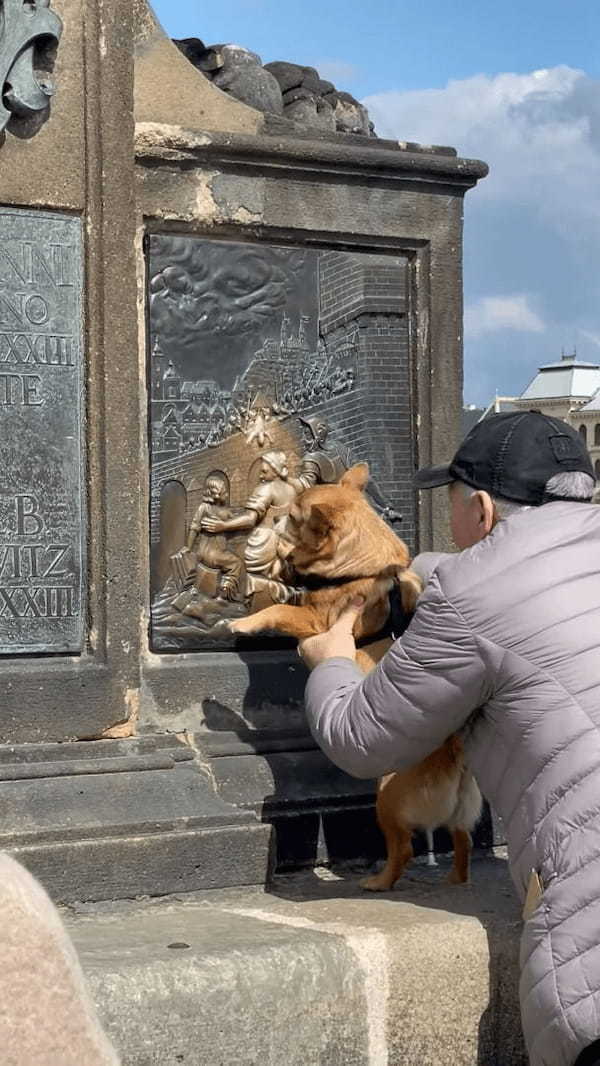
xmin=340 ymin=463 xmax=370 ymax=492
xmin=308 ymin=502 xmax=335 ymax=535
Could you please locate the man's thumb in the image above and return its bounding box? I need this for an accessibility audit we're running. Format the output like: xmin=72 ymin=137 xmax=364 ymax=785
xmin=335 ymin=596 xmax=365 ymax=632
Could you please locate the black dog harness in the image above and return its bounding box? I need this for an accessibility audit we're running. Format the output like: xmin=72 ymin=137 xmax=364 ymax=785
xmin=298 ymin=572 xmax=414 ymax=645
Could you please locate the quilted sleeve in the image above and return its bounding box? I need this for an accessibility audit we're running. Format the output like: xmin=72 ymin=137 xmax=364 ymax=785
xmin=304 ymin=572 xmax=493 ymax=779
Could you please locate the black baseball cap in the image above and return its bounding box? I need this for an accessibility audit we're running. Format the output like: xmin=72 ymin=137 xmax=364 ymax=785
xmin=415 ymin=410 xmax=595 ymax=505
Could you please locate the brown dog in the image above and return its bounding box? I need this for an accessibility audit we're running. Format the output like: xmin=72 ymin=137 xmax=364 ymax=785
xmin=230 ymin=463 xmax=482 ymax=888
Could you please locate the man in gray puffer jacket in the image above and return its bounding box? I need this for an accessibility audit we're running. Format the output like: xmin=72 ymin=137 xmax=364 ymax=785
xmin=300 ymin=411 xmax=600 ymax=1066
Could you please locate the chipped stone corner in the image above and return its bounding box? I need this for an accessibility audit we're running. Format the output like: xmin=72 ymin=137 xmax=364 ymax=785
xmin=101 ymin=688 xmax=140 ymax=739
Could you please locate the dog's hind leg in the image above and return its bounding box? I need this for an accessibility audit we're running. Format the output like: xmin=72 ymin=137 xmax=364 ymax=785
xmin=446 ymin=767 xmax=481 ymax=884
xmin=361 ymin=821 xmax=413 ymax=892
xmin=360 ymin=785 xmax=413 ymax=891
xmin=447 ymin=828 xmax=472 ymax=884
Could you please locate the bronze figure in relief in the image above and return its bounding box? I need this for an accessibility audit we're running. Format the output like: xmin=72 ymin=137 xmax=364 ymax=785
xmin=182 ymin=472 xmax=243 ymax=600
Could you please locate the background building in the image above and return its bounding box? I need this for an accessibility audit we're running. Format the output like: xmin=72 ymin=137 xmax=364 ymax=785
xmin=466 ymin=352 xmax=600 ymax=479
xmin=576 ymin=393 xmax=600 ymax=479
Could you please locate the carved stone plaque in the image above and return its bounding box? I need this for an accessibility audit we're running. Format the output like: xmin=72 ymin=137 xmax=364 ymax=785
xmin=0 ymin=208 xmax=85 ymax=654
xmin=147 ymin=235 xmax=413 ymax=652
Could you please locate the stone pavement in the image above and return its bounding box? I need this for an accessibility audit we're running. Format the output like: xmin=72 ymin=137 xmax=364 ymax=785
xmin=62 ymin=850 xmax=528 ymax=1066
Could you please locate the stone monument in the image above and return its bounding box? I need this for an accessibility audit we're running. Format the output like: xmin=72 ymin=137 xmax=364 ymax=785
xmin=0 ymin=0 xmax=487 ymax=901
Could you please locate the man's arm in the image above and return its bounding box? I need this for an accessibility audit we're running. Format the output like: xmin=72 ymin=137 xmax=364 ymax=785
xmin=290 ymin=458 xmax=319 ymax=494
xmin=201 ymin=484 xmax=270 ymax=533
xmin=304 ymin=574 xmax=494 ymax=779
xmin=186 ymin=503 xmax=207 ymax=549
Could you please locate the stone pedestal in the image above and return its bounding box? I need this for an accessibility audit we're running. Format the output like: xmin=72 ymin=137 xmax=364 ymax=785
xmin=0 ymin=0 xmax=487 ymax=901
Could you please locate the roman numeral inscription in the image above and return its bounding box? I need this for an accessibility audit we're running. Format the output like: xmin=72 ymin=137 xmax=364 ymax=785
xmin=0 ymin=585 xmax=75 ymax=619
xmin=0 ymin=210 xmax=84 ymax=654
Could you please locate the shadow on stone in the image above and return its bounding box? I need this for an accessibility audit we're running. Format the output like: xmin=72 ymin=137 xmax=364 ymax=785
xmin=201 ymin=647 xmax=386 ymax=880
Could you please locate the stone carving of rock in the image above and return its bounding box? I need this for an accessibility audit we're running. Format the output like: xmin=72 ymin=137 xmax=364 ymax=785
xmin=326 ymin=90 xmax=371 ymax=136
xmin=269 ymin=62 xmax=373 ymax=135
xmin=281 ymin=85 xmax=314 ymax=105
xmin=210 ymin=45 xmax=284 ymax=115
xmin=172 ymin=37 xmax=211 ymax=75
xmin=263 ymin=61 xmax=305 ymax=94
xmin=285 ymin=96 xmax=336 ymax=132
xmin=297 ymin=65 xmax=321 ymax=93
xmin=316 ymin=78 xmax=335 ymax=96
xmin=174 ymin=36 xmax=376 ymax=135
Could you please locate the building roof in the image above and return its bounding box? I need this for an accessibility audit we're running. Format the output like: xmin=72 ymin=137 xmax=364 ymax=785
xmin=483 ymin=396 xmax=519 ymax=417
xmin=461 ymin=406 xmax=484 ymax=438
xmin=460 ymin=397 xmax=521 ymax=438
xmin=520 ymin=354 xmax=600 ymax=400
xmin=578 ymin=389 xmax=600 ymax=412
xmin=473 ymin=396 xmax=519 ymax=422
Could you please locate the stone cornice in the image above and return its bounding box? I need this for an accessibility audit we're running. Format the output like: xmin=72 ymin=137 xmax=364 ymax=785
xmin=513 ymin=397 xmax=589 ymax=410
xmin=134 ymin=122 xmax=489 ymax=189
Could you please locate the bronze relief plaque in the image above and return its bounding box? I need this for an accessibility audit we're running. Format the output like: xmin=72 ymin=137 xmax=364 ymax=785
xmin=0 ymin=209 xmax=85 ymax=655
xmin=148 ymin=235 xmax=413 ymax=651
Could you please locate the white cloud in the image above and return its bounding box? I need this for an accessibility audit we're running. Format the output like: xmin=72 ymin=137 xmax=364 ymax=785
xmin=465 ymin=295 xmax=545 ymax=339
xmin=363 ymin=67 xmax=600 ymax=403
xmin=364 ymin=67 xmax=600 ymax=225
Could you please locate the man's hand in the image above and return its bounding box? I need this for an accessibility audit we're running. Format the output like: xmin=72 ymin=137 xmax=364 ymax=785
xmin=298 ymin=598 xmax=364 ymax=670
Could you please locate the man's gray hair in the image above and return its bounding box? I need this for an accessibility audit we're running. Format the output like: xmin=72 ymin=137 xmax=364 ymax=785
xmin=458 ymin=471 xmax=596 ymax=519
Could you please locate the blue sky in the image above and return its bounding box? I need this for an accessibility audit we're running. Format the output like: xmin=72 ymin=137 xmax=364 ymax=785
xmin=151 ymin=0 xmax=600 ymax=405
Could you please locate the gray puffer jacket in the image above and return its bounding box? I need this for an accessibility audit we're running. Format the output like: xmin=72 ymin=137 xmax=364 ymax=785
xmin=304 ymin=501 xmax=600 ymax=1066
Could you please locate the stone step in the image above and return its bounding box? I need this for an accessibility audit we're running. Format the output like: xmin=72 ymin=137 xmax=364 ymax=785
xmin=1 ymin=735 xmax=272 ymax=901
xmin=64 ymin=852 xmax=528 ymax=1066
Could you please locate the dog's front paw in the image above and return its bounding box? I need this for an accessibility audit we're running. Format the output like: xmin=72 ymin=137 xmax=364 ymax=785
xmin=228 ymin=616 xmax=257 ymax=635
xmin=210 ymin=618 xmax=235 ymax=638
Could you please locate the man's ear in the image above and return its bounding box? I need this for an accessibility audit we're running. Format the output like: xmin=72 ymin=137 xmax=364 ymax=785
xmin=474 ymin=490 xmax=496 ymax=538
xmin=308 ymin=503 xmax=335 ymax=536
xmin=340 ymin=463 xmax=370 ymax=492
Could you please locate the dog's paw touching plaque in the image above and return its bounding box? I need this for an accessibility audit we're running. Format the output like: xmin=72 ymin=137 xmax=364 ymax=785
xmin=227 ymin=617 xmax=252 ymax=634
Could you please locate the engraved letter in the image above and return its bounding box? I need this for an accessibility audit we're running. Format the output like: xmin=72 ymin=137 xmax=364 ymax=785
xmin=16 ymin=494 xmax=44 ymax=535
xmin=24 ymin=294 xmax=48 ymax=326
xmin=23 ymin=374 xmax=43 ymax=406
xmin=0 ymin=587 xmax=19 ymax=617
xmin=41 ymin=544 xmax=70 ymax=579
